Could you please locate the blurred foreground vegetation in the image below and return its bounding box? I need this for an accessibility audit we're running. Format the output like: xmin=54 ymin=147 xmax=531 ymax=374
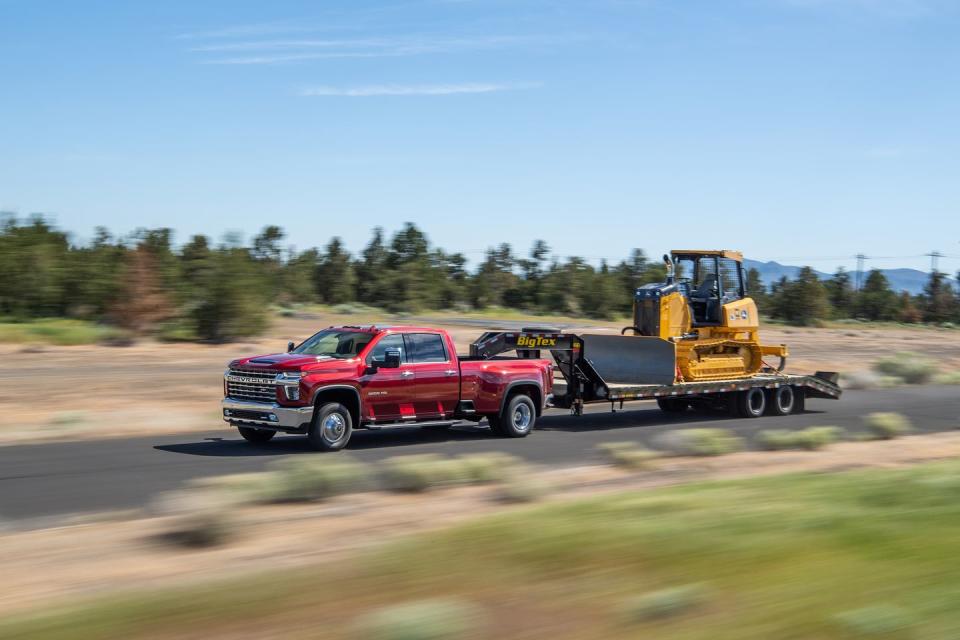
xmin=7 ymin=460 xmax=960 ymax=639
xmin=2 ymin=214 xmax=958 ymax=341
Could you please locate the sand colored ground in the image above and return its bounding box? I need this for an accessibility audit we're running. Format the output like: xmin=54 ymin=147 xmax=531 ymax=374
xmin=1 ymin=309 xmax=958 ymax=445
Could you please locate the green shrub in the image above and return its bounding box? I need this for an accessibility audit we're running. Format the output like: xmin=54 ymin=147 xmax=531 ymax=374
xmin=833 ymin=604 xmax=914 ymax=636
xmin=800 ymin=426 xmax=842 ymax=449
xmin=188 ymin=472 xmax=283 ymax=504
xmin=864 ymin=413 xmax=912 ymax=440
xmin=267 ymin=456 xmax=372 ymax=502
xmin=380 ymin=455 xmax=470 ymax=493
xmin=933 ymin=371 xmax=960 ymax=385
xmin=156 ymin=319 xmax=198 ymax=342
xmin=873 ymin=352 xmax=938 ymax=384
xmin=0 ymin=319 xmax=122 ymax=346
xmin=457 ymin=453 xmax=522 ymax=484
xmin=151 ymin=490 xmax=237 ymax=548
xmin=47 ymin=411 xmax=88 ymax=427
xmin=654 ymin=428 xmax=743 ymax=457
xmin=756 ymin=429 xmax=794 ymax=451
xmin=620 ymin=584 xmax=709 ymax=622
xmin=757 ymin=427 xmax=841 ymax=451
xmin=353 ymin=598 xmax=483 ymax=640
xmin=595 ymin=442 xmax=660 ymax=469
xmin=491 ymin=468 xmax=552 ymax=504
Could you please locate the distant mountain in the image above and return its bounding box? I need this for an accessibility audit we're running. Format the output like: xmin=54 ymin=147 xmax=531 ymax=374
xmin=743 ymin=259 xmax=953 ymax=295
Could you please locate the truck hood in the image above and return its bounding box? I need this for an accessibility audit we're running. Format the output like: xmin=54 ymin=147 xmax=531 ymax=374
xmin=229 ymin=353 xmax=356 ymax=372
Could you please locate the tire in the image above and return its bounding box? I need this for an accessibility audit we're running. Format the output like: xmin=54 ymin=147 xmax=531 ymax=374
xmin=237 ymin=426 xmax=276 ymax=443
xmin=307 ymin=402 xmax=353 ymax=451
xmin=736 ymin=388 xmax=766 ymax=418
xmin=657 ymin=397 xmax=688 ymax=413
xmin=766 ymin=386 xmax=795 ymax=416
xmin=491 ymin=394 xmax=537 ymax=438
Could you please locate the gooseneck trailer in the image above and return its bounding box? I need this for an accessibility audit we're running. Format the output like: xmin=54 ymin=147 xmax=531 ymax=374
xmin=469 ymin=329 xmax=841 ymax=418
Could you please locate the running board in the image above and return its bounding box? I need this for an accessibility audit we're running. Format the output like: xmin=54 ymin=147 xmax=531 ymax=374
xmin=362 ymin=420 xmax=459 ymax=430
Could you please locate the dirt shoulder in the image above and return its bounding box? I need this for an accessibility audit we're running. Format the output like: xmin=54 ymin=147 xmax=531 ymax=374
xmin=3 ymin=431 xmax=960 ymax=619
xmin=2 ymin=310 xmax=958 ymax=445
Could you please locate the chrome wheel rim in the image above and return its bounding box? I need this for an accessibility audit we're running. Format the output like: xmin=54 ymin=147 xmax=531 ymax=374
xmin=512 ymin=403 xmax=532 ymax=432
xmin=322 ymin=413 xmax=347 ymax=443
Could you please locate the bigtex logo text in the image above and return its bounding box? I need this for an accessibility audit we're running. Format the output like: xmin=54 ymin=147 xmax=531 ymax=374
xmin=517 ymin=335 xmax=558 ymax=348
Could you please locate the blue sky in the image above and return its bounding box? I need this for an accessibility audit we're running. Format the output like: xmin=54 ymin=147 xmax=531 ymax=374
xmin=2 ymin=0 xmax=958 ymax=273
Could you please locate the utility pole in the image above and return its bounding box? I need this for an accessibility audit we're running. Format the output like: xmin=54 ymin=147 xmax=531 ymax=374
xmin=855 ymin=253 xmax=867 ymax=291
xmin=924 ymin=250 xmax=943 ymax=274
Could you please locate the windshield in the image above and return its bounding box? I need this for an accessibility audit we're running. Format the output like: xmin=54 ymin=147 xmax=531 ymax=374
xmin=291 ymin=330 xmax=374 ymax=358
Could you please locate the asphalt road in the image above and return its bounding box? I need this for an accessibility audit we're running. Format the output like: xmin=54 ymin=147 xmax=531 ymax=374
xmin=2 ymin=386 xmax=958 ymax=523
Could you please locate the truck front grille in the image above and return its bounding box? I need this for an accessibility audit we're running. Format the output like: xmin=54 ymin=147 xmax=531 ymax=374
xmin=226 ymin=368 xmax=278 ymax=403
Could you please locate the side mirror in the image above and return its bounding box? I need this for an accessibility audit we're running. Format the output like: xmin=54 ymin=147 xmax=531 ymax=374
xmin=382 ymin=348 xmax=402 ymax=369
xmin=287 ymin=341 xmax=295 ymax=353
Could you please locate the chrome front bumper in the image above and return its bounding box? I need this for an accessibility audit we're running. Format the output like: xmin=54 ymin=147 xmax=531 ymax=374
xmin=222 ymin=399 xmax=314 ymax=431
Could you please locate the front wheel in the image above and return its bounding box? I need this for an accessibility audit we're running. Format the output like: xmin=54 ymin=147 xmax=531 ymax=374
xmin=307 ymin=403 xmax=353 ymax=451
xmin=489 ymin=394 xmax=537 ymax=438
xmin=238 ymin=426 xmax=276 ymax=443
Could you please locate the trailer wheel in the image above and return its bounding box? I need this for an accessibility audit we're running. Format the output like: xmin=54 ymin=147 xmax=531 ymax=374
xmin=237 ymin=426 xmax=276 ymax=443
xmin=766 ymin=386 xmax=795 ymax=416
xmin=737 ymin=388 xmax=766 ymax=418
xmin=793 ymin=387 xmax=806 ymax=414
xmin=657 ymin=397 xmax=688 ymax=413
xmin=307 ymin=403 xmax=353 ymax=451
xmin=491 ymin=394 xmax=537 ymax=438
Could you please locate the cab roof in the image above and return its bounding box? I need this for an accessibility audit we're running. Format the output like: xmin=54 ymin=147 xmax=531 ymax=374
xmin=671 ymin=249 xmax=744 ymax=262
xmin=329 ymin=325 xmax=445 ymax=334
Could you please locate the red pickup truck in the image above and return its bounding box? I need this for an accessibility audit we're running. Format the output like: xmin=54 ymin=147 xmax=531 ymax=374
xmin=222 ymin=325 xmax=553 ymax=450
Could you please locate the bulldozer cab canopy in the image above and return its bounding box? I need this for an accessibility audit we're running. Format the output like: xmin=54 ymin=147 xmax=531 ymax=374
xmin=670 ymin=250 xmax=743 ymax=262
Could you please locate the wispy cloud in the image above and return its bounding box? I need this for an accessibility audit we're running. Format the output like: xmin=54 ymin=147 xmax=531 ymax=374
xmin=190 ymin=33 xmax=573 ymax=64
xmin=299 ymin=82 xmax=540 ymax=97
xmin=176 ymin=22 xmax=324 ymax=40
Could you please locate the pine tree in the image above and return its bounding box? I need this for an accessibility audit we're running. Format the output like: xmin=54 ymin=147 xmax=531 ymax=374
xmin=315 ymin=238 xmax=355 ymax=305
xmin=824 ymin=267 xmax=854 ymax=318
xmin=920 ymin=271 xmax=955 ymax=323
xmin=772 ymin=267 xmax=830 ymax=326
xmin=855 ymin=269 xmax=898 ymax=321
xmin=745 ymin=267 xmax=768 ymax=312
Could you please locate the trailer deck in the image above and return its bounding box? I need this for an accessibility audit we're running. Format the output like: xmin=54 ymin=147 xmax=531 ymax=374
xmin=551 ymin=372 xmax=840 ymax=406
xmin=470 ymin=329 xmax=841 ymax=417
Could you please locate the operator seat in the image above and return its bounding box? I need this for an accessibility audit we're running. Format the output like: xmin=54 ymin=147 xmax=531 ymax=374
xmin=690 ymin=274 xmax=720 ymax=325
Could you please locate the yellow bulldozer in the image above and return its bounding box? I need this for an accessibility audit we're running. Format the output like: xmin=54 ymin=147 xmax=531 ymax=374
xmin=622 ymin=250 xmax=788 ymax=382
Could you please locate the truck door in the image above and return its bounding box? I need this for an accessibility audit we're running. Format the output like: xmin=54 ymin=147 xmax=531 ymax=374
xmin=360 ymin=333 xmax=415 ymax=422
xmin=406 ymin=332 xmax=459 ymax=419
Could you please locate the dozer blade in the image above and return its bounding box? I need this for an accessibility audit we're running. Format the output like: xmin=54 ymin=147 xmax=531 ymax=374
xmin=579 ymin=335 xmax=676 ymax=386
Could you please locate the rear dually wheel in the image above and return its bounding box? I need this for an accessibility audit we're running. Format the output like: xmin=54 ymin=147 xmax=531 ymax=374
xmin=490 ymin=393 xmax=537 ymax=438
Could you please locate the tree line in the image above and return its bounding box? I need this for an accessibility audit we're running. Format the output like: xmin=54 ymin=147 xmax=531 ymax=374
xmin=1 ymin=215 xmax=957 ymax=340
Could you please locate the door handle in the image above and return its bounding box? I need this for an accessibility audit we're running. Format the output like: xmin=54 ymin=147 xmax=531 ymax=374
xmin=400 ymin=370 xmax=414 ymax=378
xmin=445 ymin=370 xmax=457 ymax=376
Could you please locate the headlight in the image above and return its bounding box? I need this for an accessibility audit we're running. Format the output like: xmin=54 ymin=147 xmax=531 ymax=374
xmin=277 ymin=371 xmax=302 ymax=401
